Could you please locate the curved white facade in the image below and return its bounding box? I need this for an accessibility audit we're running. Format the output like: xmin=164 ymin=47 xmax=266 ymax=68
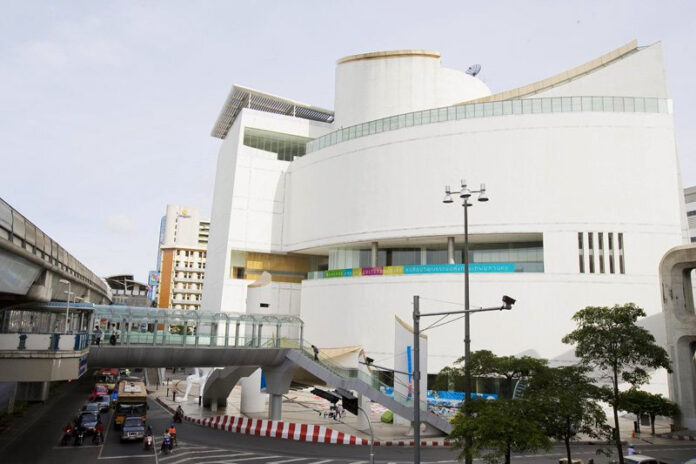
xmin=203 ymin=42 xmax=687 ymax=385
xmin=334 ymin=50 xmax=491 ymax=127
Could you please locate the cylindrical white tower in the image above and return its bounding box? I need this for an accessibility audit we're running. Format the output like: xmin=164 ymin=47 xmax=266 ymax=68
xmin=333 ymin=50 xmax=491 ymax=127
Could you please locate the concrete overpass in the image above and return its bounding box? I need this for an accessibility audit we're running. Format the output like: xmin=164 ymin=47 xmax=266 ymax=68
xmin=0 ymin=197 xmax=111 ymax=308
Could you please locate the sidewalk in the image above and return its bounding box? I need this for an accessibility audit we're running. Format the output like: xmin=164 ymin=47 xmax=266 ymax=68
xmin=152 ymin=375 xmax=450 ymax=446
xmin=150 ymin=371 xmax=691 ymax=447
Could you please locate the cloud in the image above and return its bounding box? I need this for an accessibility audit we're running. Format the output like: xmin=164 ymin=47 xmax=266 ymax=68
xmin=105 ymin=213 xmax=136 ymax=234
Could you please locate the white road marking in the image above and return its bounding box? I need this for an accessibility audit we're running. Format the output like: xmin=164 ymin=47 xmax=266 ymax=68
xmin=308 ymin=460 xmax=332 ymax=464
xmin=99 ymin=454 xmax=157 ymax=459
xmin=164 ymin=452 xmax=255 ymax=464
xmin=221 ymin=456 xmax=281 ymax=463
xmin=266 ymin=458 xmax=307 ymax=464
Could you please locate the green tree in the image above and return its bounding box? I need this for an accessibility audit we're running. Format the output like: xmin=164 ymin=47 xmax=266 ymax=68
xmin=526 ymin=365 xmax=612 ymax=464
xmin=450 ymin=398 xmax=550 ymax=464
xmin=562 ymin=304 xmax=672 ymax=464
xmin=618 ymin=388 xmax=652 ymax=434
xmin=620 ymin=389 xmax=680 ymax=435
xmin=458 ymin=350 xmax=547 ymax=399
xmin=645 ymin=393 xmax=679 ymax=435
xmin=432 ymin=365 xmax=462 ymax=391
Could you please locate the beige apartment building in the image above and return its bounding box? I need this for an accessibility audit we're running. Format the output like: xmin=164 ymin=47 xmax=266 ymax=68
xmin=156 ymin=205 xmax=209 ymax=310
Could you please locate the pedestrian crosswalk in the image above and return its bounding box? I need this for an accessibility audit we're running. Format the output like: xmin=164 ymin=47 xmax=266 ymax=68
xmin=157 ymin=441 xmax=371 ymax=464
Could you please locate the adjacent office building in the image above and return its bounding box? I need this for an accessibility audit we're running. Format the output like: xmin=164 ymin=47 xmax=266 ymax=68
xmin=202 ymin=41 xmax=687 ymax=381
xmin=105 ymin=274 xmax=150 ymax=307
xmin=685 ymin=186 xmax=696 ymax=243
xmin=156 ymin=205 xmax=209 ymax=310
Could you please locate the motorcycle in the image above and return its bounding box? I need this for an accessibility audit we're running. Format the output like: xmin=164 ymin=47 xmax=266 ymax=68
xmin=92 ymin=431 xmax=102 ymax=445
xmin=161 ymin=435 xmax=173 ymax=455
xmin=61 ymin=429 xmax=73 ymax=446
xmin=73 ymin=428 xmax=85 ymax=446
xmin=173 ymin=411 xmax=183 ymax=423
xmin=143 ymin=435 xmax=153 ymax=450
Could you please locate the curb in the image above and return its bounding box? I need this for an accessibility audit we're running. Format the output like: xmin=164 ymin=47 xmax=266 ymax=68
xmin=656 ymin=433 xmax=696 ymax=441
xmin=155 ymin=397 xmax=451 ymax=447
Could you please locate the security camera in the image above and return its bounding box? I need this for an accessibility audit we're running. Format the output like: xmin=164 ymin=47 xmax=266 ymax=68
xmin=502 ymin=295 xmax=516 ymax=309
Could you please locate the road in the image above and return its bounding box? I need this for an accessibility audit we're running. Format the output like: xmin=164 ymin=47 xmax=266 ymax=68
xmin=2 ymin=375 xmax=695 ymax=463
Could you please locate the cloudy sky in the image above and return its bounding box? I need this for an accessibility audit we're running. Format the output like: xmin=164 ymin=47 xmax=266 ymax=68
xmin=1 ymin=1 xmax=694 ymax=283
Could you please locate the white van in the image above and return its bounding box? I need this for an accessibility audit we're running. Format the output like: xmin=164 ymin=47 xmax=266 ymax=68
xmin=623 ymin=455 xmax=668 ymax=464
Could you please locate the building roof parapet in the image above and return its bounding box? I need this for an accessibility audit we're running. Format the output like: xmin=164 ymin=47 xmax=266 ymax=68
xmin=462 ymin=40 xmax=638 ymax=104
xmin=211 ymin=85 xmax=334 ymax=140
xmin=337 ymin=49 xmax=441 ymax=64
xmin=306 ymin=94 xmax=670 ymax=154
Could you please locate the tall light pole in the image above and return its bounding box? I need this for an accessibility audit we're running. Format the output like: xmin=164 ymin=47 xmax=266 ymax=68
xmin=443 ymin=180 xmax=488 ymax=464
xmin=59 ymin=279 xmax=71 ymax=333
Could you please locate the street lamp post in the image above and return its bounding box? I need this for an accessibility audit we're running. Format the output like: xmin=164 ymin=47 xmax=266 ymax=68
xmin=357 ymin=406 xmax=375 ymax=464
xmin=443 ymin=180 xmax=488 ymax=464
xmin=363 ymin=293 xmax=516 ymax=464
xmin=59 ymin=279 xmax=71 ymax=333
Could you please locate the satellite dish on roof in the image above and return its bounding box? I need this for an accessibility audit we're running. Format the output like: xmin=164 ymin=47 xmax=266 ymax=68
xmin=466 ymin=64 xmax=481 ymax=77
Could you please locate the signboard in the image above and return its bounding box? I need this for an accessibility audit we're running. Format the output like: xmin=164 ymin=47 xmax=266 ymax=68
xmin=148 ymin=271 xmax=159 ymax=286
xmin=310 ymin=262 xmax=516 ymax=279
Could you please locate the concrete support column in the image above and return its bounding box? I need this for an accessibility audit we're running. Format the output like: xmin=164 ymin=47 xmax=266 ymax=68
xmin=447 ymin=237 xmax=455 ymax=264
xmin=371 ymin=242 xmax=378 ymax=267
xmin=355 ymin=393 xmax=369 ymax=430
xmin=210 ymin=398 xmax=218 ymax=413
xmin=269 ymin=394 xmax=282 ymax=420
xmin=240 ymin=369 xmax=265 ymax=414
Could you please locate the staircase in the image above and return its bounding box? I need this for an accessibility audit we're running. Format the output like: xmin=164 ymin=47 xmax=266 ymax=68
xmin=285 ymin=345 xmax=452 ymax=434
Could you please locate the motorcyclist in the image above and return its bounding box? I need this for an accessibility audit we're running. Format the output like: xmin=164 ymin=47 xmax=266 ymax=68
xmin=174 ymin=405 xmax=184 ymax=423
xmin=161 ymin=432 xmax=172 ymax=453
xmin=61 ymin=423 xmax=74 ymax=445
xmin=94 ymin=421 xmax=104 ymax=444
xmin=168 ymin=423 xmax=177 ymax=447
xmin=143 ymin=427 xmax=153 ymax=450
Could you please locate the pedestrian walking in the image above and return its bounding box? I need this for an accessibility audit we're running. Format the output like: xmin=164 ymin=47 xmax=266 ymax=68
xmin=311 ymin=344 xmax=319 ymax=361
xmin=94 ymin=326 xmax=102 ymax=346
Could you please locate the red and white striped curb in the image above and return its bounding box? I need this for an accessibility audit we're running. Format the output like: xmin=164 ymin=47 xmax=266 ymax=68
xmin=156 ymin=397 xmax=450 ymax=447
xmin=658 ymin=433 xmax=696 ymax=441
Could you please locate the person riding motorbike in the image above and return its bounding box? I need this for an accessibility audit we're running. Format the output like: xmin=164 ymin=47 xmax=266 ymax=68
xmin=161 ymin=432 xmax=173 ymax=454
xmin=173 ymin=405 xmax=184 ymax=423
xmin=61 ymin=423 xmax=74 ymax=446
xmin=168 ymin=423 xmax=177 ymax=447
xmin=143 ymin=431 xmax=153 ymax=450
xmin=93 ymin=421 xmax=104 ymax=445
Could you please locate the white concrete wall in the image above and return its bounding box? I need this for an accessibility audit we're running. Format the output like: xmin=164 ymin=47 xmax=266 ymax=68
xmin=201 ymin=109 xmax=331 ymax=314
xmin=334 ymin=52 xmax=490 ymax=128
xmin=283 ymin=111 xmax=683 ymax=268
xmin=533 ymin=43 xmax=668 ymax=99
xmin=300 ymin=271 xmax=667 ymax=375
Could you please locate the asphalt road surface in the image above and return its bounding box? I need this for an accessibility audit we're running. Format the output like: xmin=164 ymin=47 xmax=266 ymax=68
xmin=2 ymin=375 xmax=695 ymax=464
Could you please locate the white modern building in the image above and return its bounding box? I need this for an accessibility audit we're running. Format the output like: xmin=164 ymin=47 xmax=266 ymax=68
xmin=156 ymin=204 xmax=210 ymax=310
xmin=202 ymin=41 xmax=688 ymax=381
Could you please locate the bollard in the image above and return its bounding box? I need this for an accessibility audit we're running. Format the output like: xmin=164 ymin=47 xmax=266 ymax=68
xmin=173 ymin=391 xmax=176 ymax=402
xmin=198 ymin=395 xmax=201 ymax=406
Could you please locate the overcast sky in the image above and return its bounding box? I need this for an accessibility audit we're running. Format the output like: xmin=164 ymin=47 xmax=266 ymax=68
xmin=1 ymin=1 xmax=694 ymax=283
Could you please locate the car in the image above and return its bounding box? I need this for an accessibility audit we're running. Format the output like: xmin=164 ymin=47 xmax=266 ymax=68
xmin=93 ymin=395 xmax=111 ymax=412
xmin=120 ymin=416 xmax=145 ymax=442
xmin=624 ymin=455 xmax=669 ymax=464
xmin=78 ymin=412 xmax=100 ymax=433
xmin=89 ymin=384 xmax=109 ymax=401
xmin=81 ymin=403 xmax=100 ymax=414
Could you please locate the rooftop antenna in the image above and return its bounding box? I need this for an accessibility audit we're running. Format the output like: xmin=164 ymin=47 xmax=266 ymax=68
xmin=465 ymin=64 xmax=481 ymax=77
